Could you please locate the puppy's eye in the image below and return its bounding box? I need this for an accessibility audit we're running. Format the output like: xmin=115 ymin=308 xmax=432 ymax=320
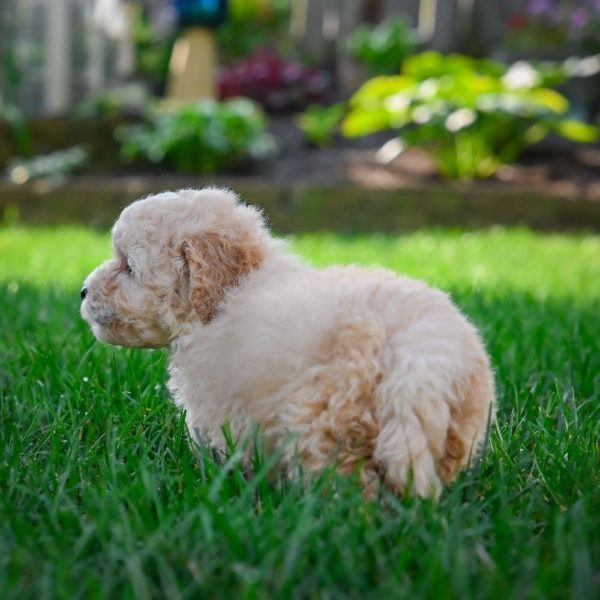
xmin=125 ymin=259 xmax=134 ymax=276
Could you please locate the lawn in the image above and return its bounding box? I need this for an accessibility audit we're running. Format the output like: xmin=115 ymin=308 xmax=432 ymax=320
xmin=1 ymin=225 xmax=599 ymax=599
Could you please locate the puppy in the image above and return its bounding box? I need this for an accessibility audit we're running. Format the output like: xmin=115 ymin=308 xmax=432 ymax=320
xmin=81 ymin=188 xmax=495 ymax=497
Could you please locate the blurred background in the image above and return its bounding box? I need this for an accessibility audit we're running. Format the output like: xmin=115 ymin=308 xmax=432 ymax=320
xmin=0 ymin=0 xmax=599 ymax=230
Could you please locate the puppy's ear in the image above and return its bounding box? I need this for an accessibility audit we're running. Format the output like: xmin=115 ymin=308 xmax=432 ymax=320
xmin=182 ymin=229 xmax=264 ymax=324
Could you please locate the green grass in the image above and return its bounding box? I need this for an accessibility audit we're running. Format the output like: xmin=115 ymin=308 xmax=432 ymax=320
xmin=1 ymin=226 xmax=599 ymax=599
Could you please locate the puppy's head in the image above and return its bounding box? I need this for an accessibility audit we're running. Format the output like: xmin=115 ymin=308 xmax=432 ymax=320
xmin=81 ymin=188 xmax=267 ymax=348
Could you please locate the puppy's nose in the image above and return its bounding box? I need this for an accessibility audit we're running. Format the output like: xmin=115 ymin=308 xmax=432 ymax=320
xmin=80 ymin=287 xmax=88 ymax=301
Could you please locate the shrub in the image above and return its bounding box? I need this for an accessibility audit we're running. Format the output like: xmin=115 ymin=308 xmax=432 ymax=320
xmin=118 ymin=98 xmax=277 ymax=174
xmin=130 ymin=6 xmax=173 ymax=92
xmin=347 ymin=16 xmax=418 ymax=75
xmin=297 ymin=103 xmax=346 ymax=147
xmin=216 ymin=0 xmax=291 ymax=62
xmin=219 ymin=51 xmax=329 ymax=111
xmin=342 ymin=51 xmax=598 ymax=180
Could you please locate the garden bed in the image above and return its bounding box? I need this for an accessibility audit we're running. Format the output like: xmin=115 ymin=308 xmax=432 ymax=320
xmin=2 ymin=172 xmax=599 ymax=233
xmin=1 ymin=116 xmax=599 ymax=232
xmin=265 ymin=117 xmax=600 ymax=200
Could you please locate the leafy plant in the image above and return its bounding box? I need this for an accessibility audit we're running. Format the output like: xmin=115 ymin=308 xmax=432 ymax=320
xmin=347 ymin=16 xmax=418 ymax=75
xmin=118 ymin=98 xmax=277 ymax=174
xmin=0 ymin=102 xmax=32 ymax=158
xmin=216 ymin=0 xmax=291 ymax=62
xmin=219 ymin=51 xmax=329 ymax=111
xmin=297 ymin=103 xmax=346 ymax=147
xmin=130 ymin=5 xmax=174 ymax=92
xmin=343 ymin=51 xmax=599 ymax=180
xmin=5 ymin=146 xmax=88 ymax=184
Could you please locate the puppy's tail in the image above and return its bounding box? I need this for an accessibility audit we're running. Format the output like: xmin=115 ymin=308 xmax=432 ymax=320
xmin=374 ymin=328 xmax=495 ymax=498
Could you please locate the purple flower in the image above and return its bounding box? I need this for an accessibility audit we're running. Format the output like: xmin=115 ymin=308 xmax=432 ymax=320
xmin=526 ymin=0 xmax=554 ymax=17
xmin=570 ymin=7 xmax=589 ymax=29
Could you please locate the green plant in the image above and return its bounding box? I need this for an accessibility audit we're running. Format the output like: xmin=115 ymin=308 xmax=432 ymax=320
xmin=297 ymin=103 xmax=346 ymax=147
xmin=5 ymin=145 xmax=88 ymax=184
xmin=118 ymin=98 xmax=277 ymax=174
xmin=216 ymin=0 xmax=291 ymax=62
xmin=347 ymin=16 xmax=418 ymax=75
xmin=0 ymin=102 xmax=32 ymax=158
xmin=343 ymin=51 xmax=599 ymax=180
xmin=130 ymin=6 xmax=173 ymax=91
xmin=1 ymin=39 xmax=21 ymax=102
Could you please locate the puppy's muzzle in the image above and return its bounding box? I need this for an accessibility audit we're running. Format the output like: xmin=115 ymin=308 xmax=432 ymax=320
xmin=81 ymin=287 xmax=88 ymax=301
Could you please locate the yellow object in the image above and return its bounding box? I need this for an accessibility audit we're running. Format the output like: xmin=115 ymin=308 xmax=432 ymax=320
xmin=166 ymin=27 xmax=217 ymax=101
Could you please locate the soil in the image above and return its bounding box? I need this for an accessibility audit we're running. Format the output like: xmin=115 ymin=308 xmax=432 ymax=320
xmin=257 ymin=116 xmax=600 ymax=201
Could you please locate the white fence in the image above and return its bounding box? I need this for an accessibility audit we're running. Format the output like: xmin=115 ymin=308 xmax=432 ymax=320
xmin=0 ymin=0 xmax=132 ymax=115
xmin=291 ymin=0 xmax=525 ymax=63
xmin=0 ymin=0 xmax=526 ymax=116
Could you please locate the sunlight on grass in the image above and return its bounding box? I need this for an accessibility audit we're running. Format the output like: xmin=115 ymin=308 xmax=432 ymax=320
xmin=1 ymin=226 xmax=599 ymax=300
xmin=0 ymin=226 xmax=110 ymax=288
xmin=293 ymin=229 xmax=600 ymax=301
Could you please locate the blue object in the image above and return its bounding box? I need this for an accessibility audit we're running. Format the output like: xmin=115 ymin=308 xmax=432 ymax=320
xmin=174 ymin=0 xmax=227 ymax=27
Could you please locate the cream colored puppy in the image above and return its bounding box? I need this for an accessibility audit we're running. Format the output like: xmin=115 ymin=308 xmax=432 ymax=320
xmin=81 ymin=188 xmax=495 ymax=497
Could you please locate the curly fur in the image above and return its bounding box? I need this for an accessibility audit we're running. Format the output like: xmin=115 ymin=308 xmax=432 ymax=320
xmin=81 ymin=187 xmax=495 ymax=498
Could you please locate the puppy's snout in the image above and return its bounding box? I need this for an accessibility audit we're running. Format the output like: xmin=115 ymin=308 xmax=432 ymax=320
xmin=80 ymin=287 xmax=88 ymax=301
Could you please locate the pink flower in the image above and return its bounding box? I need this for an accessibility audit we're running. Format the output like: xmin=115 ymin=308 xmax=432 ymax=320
xmin=570 ymin=7 xmax=589 ymax=29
